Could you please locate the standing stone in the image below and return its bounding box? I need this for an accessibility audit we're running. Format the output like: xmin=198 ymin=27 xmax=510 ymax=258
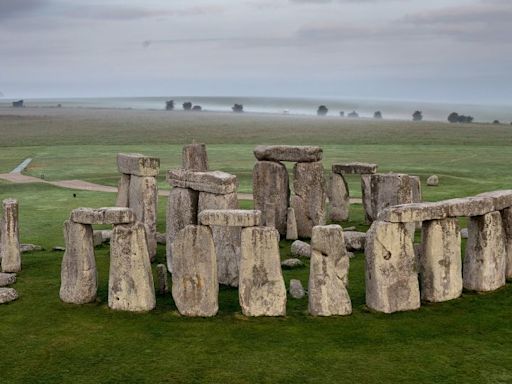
xmin=289 ymin=279 xmax=305 ymax=299
xmin=308 ymin=225 xmax=352 ymax=316
xmin=116 ymin=174 xmax=130 ymax=207
xmin=59 ymin=220 xmax=97 ymax=304
xmin=156 ymin=264 xmax=169 ymax=295
xmin=361 ymin=174 xmax=373 ymax=223
xmin=420 ymin=218 xmax=462 ymax=302
xmin=501 ymin=207 xmax=512 ymax=279
xmin=411 ymin=176 xmax=422 ymax=203
xmin=365 ymin=221 xmax=420 ymax=313
xmin=291 ymin=161 xmax=327 ymax=238
xmin=1 ymin=199 xmax=21 ymax=273
xmin=370 ymin=173 xmax=414 ymax=220
xmin=239 ymin=227 xmax=286 ymax=316
xmin=108 ymin=222 xmax=156 ymax=312
xmin=182 ymin=143 xmax=208 ymax=171
xmin=253 ymin=161 xmax=290 ymax=235
xmin=264 ymin=202 xmax=276 ymax=229
xmin=198 ymin=191 xmax=240 ymax=287
xmin=329 ymin=173 xmax=349 ymax=222
xmin=171 ymin=225 xmax=218 ymax=317
xmin=129 ymin=175 xmax=158 ymax=261
xmin=166 ymin=187 xmax=198 ymax=272
xmin=463 ymin=211 xmax=507 ymax=292
xmin=286 ymin=207 xmax=298 ymax=240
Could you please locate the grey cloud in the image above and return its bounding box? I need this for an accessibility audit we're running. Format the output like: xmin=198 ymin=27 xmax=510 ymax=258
xmin=0 ymin=0 xmax=47 ymax=19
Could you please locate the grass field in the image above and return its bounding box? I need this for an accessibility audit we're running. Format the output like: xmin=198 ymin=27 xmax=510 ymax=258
xmin=0 ymin=108 xmax=511 ymax=383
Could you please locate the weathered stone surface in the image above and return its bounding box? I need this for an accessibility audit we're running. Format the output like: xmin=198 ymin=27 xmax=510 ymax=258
xmin=198 ymin=209 xmax=261 ymax=227
xmin=166 ymin=187 xmax=198 ymax=272
xmin=70 ymin=207 xmax=135 ymax=225
xmin=286 ymin=207 xmax=298 ymax=240
xmin=59 ymin=220 xmax=97 ymax=304
xmin=116 ymin=173 xmax=130 ymax=207
xmin=167 ymin=169 xmax=238 ymax=194
xmin=182 ymin=143 xmax=208 ymax=171
xmin=426 ymin=175 xmax=439 ymax=186
xmin=156 ymin=264 xmax=169 ymax=295
xmin=100 ymin=230 xmax=112 ymax=242
xmin=291 ymin=240 xmax=311 ymax=258
xmin=156 ymin=232 xmax=166 ymax=244
xmin=117 ymin=153 xmax=160 ymax=177
xmin=20 ymin=244 xmax=43 ymax=253
xmin=0 ymin=288 xmax=18 ymax=304
xmin=289 ymin=279 xmax=305 ymax=299
xmin=254 ymin=145 xmax=323 ymax=162
xmin=442 ymin=196 xmax=494 ymax=217
xmin=239 ymin=227 xmax=287 ymax=316
xmin=129 ymin=175 xmax=158 ymax=260
xmin=1 ymin=199 xmax=21 ymax=273
xmin=420 ymin=218 xmax=462 ymax=302
xmin=501 ymin=207 xmax=512 ymax=279
xmin=108 ymin=222 xmax=156 ymax=312
xmin=478 ymin=190 xmax=512 ymax=211
xmin=361 ymin=174 xmax=373 ymax=223
xmin=365 ymin=221 xmax=420 ymax=313
xmin=291 ymin=161 xmax=327 ymax=238
xmin=344 ymin=231 xmax=366 ymax=251
xmin=463 ymin=211 xmax=507 ymax=292
xmin=460 ymin=228 xmax=469 ymax=239
xmin=93 ymin=230 xmax=103 ymax=247
xmin=309 ymin=225 xmax=352 ymax=316
xmin=281 ymin=258 xmax=304 ymax=269
xmin=199 ymin=191 xmax=240 ymax=287
xmin=329 ymin=173 xmax=349 ymax=221
xmin=411 ymin=176 xmax=422 ymax=203
xmin=377 ymin=202 xmax=447 ymax=223
xmin=53 ymin=246 xmax=66 ymax=252
xmin=171 ymin=226 xmax=218 ymax=316
xmin=0 ymin=272 xmax=16 ymax=287
xmin=253 ymin=161 xmax=289 ymax=235
xmin=264 ymin=202 xmax=276 ymax=229
xmin=332 ymin=162 xmax=378 ymax=175
xmin=370 ymin=173 xmax=414 ymax=221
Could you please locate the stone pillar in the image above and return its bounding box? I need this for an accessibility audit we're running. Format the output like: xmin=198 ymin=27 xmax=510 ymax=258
xmin=59 ymin=220 xmax=97 ymax=304
xmin=370 ymin=173 xmax=414 ymax=221
xmin=156 ymin=264 xmax=169 ymax=295
xmin=420 ymin=218 xmax=462 ymax=302
xmin=109 ymin=222 xmax=156 ymax=312
xmin=171 ymin=225 xmax=218 ymax=317
xmin=365 ymin=220 xmax=420 ymax=313
xmin=361 ymin=174 xmax=373 ymax=224
xmin=501 ymin=207 xmax=512 ymax=279
xmin=252 ymin=160 xmax=289 ymax=235
xmin=328 ymin=173 xmax=349 ymax=222
xmin=116 ymin=174 xmax=130 ymax=207
xmin=182 ymin=143 xmax=208 ymax=171
xmin=291 ymin=161 xmax=326 ymax=238
xmin=286 ymin=207 xmax=298 ymax=240
xmin=308 ymin=225 xmax=351 ymax=316
xmin=1 ymin=199 xmax=21 ymax=273
xmin=239 ymin=227 xmax=286 ymax=316
xmin=463 ymin=211 xmax=507 ymax=292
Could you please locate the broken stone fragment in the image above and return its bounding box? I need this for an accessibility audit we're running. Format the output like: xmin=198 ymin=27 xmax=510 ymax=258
xmin=0 ymin=272 xmax=16 ymax=287
xmin=0 ymin=288 xmax=18 ymax=304
xmin=291 ymin=240 xmax=311 ymax=258
xmin=281 ymin=258 xmax=304 ymax=269
xmin=343 ymin=231 xmax=366 ymax=251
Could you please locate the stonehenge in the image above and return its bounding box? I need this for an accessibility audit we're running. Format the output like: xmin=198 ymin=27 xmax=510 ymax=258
xmin=1 ymin=199 xmax=21 ymax=273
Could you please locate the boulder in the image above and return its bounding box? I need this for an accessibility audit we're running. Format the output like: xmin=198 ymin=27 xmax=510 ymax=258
xmin=253 ymin=145 xmax=323 ymax=163
xmin=117 ymin=153 xmax=160 ymax=177
xmin=328 ymin=173 xmax=349 ymax=221
xmin=460 ymin=228 xmax=468 ymax=239
xmin=0 ymin=272 xmax=16 ymax=287
xmin=286 ymin=207 xmax=298 ymax=241
xmin=332 ymin=162 xmax=378 ymax=175
xmin=182 ymin=143 xmax=208 ymax=171
xmin=156 ymin=264 xmax=169 ymax=295
xmin=0 ymin=288 xmax=18 ymax=304
xmin=426 ymin=175 xmax=439 ymax=186
xmin=1 ymin=199 xmax=21 ymax=273
xmin=20 ymin=244 xmax=43 ymax=253
xmin=70 ymin=207 xmax=135 ymax=225
xmin=281 ymin=258 xmax=304 ymax=269
xmin=198 ymin=209 xmax=261 ymax=227
xmin=343 ymin=231 xmax=366 ymax=251
xmin=167 ymin=169 xmax=238 ymax=194
xmin=442 ymin=196 xmax=494 ymax=217
xmin=116 ymin=173 xmax=130 ymax=207
xmin=289 ymin=279 xmax=305 ymax=299
xmin=156 ymin=232 xmax=166 ymax=244
xmin=291 ymin=240 xmax=311 ymax=258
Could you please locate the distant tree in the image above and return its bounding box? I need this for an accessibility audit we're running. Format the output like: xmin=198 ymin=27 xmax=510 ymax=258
xmin=317 ymin=105 xmax=328 ymax=116
xmin=374 ymin=111 xmax=383 ymax=119
xmin=493 ymin=120 xmax=500 ymax=124
xmin=348 ymin=110 xmax=359 ymax=118
xmin=412 ymin=110 xmax=423 ymax=121
xmin=339 ymin=111 xmax=345 ymax=117
xmin=459 ymin=115 xmax=474 ymax=123
xmin=448 ymin=112 xmax=459 ymax=123
xmin=183 ymin=102 xmax=192 ymax=111
xmin=192 ymin=105 xmax=202 ymax=111
xmin=232 ymin=104 xmax=244 ymax=113
xmin=166 ymin=100 xmax=174 ymax=111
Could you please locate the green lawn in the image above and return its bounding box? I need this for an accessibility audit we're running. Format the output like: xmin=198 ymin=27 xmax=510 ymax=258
xmin=0 ymin=109 xmax=511 ymax=383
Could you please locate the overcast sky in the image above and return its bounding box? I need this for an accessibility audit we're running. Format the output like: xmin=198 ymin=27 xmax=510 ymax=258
xmin=1 ymin=0 xmax=511 ymax=103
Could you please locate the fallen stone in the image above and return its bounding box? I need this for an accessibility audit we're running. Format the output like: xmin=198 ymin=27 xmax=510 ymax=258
xmin=1 ymin=198 xmax=21 ymax=273
xmin=100 ymin=230 xmax=112 ymax=242
xmin=343 ymin=231 xmax=366 ymax=251
xmin=361 ymin=174 xmax=373 ymax=223
xmin=20 ymin=244 xmax=43 ymax=253
xmin=70 ymin=207 xmax=135 ymax=225
xmin=93 ymin=230 xmax=103 ymax=247
xmin=0 ymin=288 xmax=18 ymax=304
xmin=329 ymin=173 xmax=349 ymax=221
xmin=167 ymin=169 xmax=238 ymax=194
xmin=281 ymin=258 xmax=304 ymax=269
xmin=460 ymin=228 xmax=468 ymax=239
xmin=332 ymin=162 xmax=378 ymax=175
xmin=156 ymin=264 xmax=169 ymax=295
xmin=309 ymin=225 xmax=352 ymax=316
xmin=0 ymin=273 xmax=16 ymax=287
xmin=156 ymin=232 xmax=166 ymax=244
xmin=286 ymin=207 xmax=298 ymax=241
xmin=477 ymin=190 xmax=512 ymax=211
xmin=344 ymin=226 xmax=356 ymax=231
xmin=53 ymin=246 xmax=66 ymax=252
xmin=117 ymin=153 xmax=160 ymax=177
xmin=291 ymin=240 xmax=311 ymax=258
xmin=501 ymin=207 xmax=512 ymax=279
xmin=426 ymin=175 xmax=439 ymax=186
xmin=199 ymin=209 xmax=261 ymax=227
xmin=289 ymin=279 xmax=305 ymax=299
xmin=442 ymin=196 xmax=494 ymax=217
xmin=239 ymin=227 xmax=287 ymax=316
xmin=254 ymin=145 xmax=323 ymax=163
xmin=116 ymin=173 xmax=130 ymax=207
xmin=182 ymin=143 xmax=208 ymax=171
xmin=377 ymin=202 xmax=447 ymax=223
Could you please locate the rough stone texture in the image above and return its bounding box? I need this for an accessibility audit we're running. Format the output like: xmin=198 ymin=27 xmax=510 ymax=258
xmin=198 ymin=209 xmax=261 ymax=227
xmin=129 ymin=175 xmax=158 ymax=260
xmin=328 ymin=173 xmax=349 ymax=222
xmin=365 ymin=221 xmax=420 ymax=313
xmin=460 ymin=228 xmax=468 ymax=239
xmin=427 ymin=175 xmax=439 ymax=186
xmin=411 ymin=176 xmax=422 ymax=203
xmin=93 ymin=231 xmax=103 ymax=247
xmin=166 ymin=187 xmax=198 ymax=272
xmin=20 ymin=244 xmax=43 ymax=253
xmin=171 ymin=226 xmax=218 ymax=317
xmin=291 ymin=240 xmax=311 ymax=258
xmin=59 ymin=220 xmax=97 ymax=304
xmin=117 ymin=153 xmax=160 ymax=177
xmin=156 ymin=264 xmax=169 ymax=295
xmin=156 ymin=232 xmax=166 ymax=244
xmin=478 ymin=190 xmax=512 ymax=211
xmin=0 ymin=272 xmax=16 ymax=287
xmin=182 ymin=143 xmax=208 ymax=171
xmin=463 ymin=211 xmax=507 ymax=292
xmin=253 ymin=161 xmax=289 ymax=235
xmin=100 ymin=230 xmax=112 ymax=242
xmin=442 ymin=196 xmax=494 ymax=218
xmin=70 ymin=207 xmax=135 ymax=225
xmin=264 ymin=202 xmax=276 ymax=229
xmin=344 ymin=231 xmax=366 ymax=251
xmin=281 ymin=258 xmax=304 ymax=269
xmin=420 ymin=218 xmax=462 ymax=302
xmin=308 ymin=225 xmax=352 ymax=316
xmin=286 ymin=207 xmax=298 ymax=240
xmin=361 ymin=174 xmax=373 ymax=223
xmin=116 ymin=173 xmax=131 ymax=207
xmin=332 ymin=162 xmax=378 ymax=175
xmin=0 ymin=288 xmax=18 ymax=304
xmin=289 ymin=279 xmax=305 ymax=299
xmin=254 ymin=145 xmax=323 ymax=163
xmin=291 ymin=161 xmax=327 ymax=238
xmin=199 ymin=191 xmax=240 ymax=287
xmin=370 ymin=173 xmax=414 ymax=222
xmin=501 ymin=207 xmax=512 ymax=279
xmin=378 ymin=202 xmax=448 ymax=223
xmin=239 ymin=227 xmax=287 ymax=316
xmin=1 ymin=199 xmax=21 ymax=273
xmin=108 ymin=222 xmax=156 ymax=312
xmin=167 ymin=169 xmax=238 ymax=194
